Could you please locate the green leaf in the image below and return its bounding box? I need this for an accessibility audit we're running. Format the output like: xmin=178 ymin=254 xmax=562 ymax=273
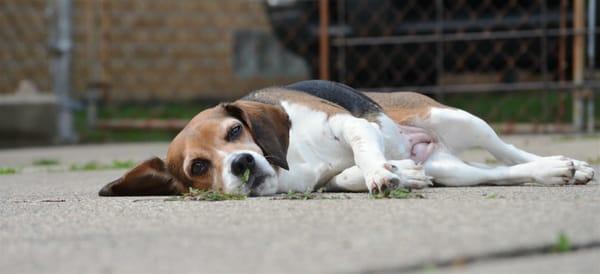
xmin=241 ymin=169 xmax=251 ymax=183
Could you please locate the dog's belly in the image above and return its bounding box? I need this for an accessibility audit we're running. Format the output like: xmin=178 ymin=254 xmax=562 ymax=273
xmin=378 ymin=114 xmax=436 ymax=163
xmin=397 ymin=125 xmax=437 ymax=164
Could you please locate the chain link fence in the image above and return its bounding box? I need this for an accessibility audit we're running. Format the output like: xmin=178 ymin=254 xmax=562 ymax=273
xmin=270 ymin=0 xmax=599 ymax=132
xmin=1 ymin=0 xmax=598 ymax=141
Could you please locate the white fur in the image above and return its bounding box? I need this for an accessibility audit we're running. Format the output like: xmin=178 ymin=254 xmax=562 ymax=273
xmin=221 ymin=150 xmax=277 ymax=194
xmin=245 ymin=105 xmax=595 ymax=195
xmin=265 ymin=102 xmax=432 ymax=195
xmin=275 ymin=102 xmax=355 ymax=194
xmin=417 ymin=108 xmax=595 ymax=186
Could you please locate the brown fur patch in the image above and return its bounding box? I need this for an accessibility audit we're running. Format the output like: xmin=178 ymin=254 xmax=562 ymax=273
xmin=98 ymin=157 xmax=186 ymax=196
xmin=365 ymin=92 xmax=447 ymax=124
xmin=224 ymin=100 xmax=291 ymax=169
xmin=166 ymin=105 xmax=265 ymax=191
xmin=245 ymin=88 xmax=349 ymax=116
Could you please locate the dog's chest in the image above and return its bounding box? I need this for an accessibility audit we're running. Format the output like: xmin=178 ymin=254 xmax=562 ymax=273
xmin=277 ymin=102 xmax=354 ymax=191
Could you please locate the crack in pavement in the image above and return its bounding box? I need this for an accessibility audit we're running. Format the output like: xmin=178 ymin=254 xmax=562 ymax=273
xmin=360 ymin=240 xmax=600 ymax=274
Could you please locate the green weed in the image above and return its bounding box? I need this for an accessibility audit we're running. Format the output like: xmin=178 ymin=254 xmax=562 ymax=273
xmin=165 ymin=187 xmax=246 ymax=202
xmin=370 ymin=188 xmax=425 ymax=199
xmin=282 ymin=190 xmax=316 ymax=200
xmin=32 ymin=159 xmax=60 ymax=166
xmin=70 ymin=160 xmax=136 ymax=171
xmin=551 ymin=232 xmax=572 ymax=253
xmin=0 ymin=167 xmax=17 ymax=175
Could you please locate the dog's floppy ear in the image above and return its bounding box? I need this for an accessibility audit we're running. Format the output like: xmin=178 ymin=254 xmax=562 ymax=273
xmin=99 ymin=157 xmax=186 ymax=196
xmin=224 ymin=101 xmax=290 ymax=170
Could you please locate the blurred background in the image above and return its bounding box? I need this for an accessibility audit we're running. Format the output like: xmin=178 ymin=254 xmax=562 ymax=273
xmin=0 ymin=0 xmax=598 ymax=147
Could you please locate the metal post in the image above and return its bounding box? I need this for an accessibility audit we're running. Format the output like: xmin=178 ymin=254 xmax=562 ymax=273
xmin=336 ymin=0 xmax=346 ymax=83
xmin=572 ymin=0 xmax=585 ymax=132
xmin=558 ymin=0 xmax=567 ymax=82
xmin=587 ymin=0 xmax=596 ymax=133
xmin=435 ymin=0 xmax=444 ymax=99
xmin=49 ymin=0 xmax=76 ymax=143
xmin=541 ymin=0 xmax=549 ymax=126
xmin=319 ymin=0 xmax=330 ymax=80
xmin=557 ymin=0 xmax=567 ymax=126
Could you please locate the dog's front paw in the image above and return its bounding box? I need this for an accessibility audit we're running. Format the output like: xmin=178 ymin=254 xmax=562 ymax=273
xmin=386 ymin=160 xmax=433 ymax=189
xmin=364 ymin=166 xmax=401 ymax=194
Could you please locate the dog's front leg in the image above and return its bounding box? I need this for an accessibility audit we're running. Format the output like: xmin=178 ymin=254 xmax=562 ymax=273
xmin=325 ymin=160 xmax=433 ymax=192
xmin=329 ymin=115 xmax=404 ymax=193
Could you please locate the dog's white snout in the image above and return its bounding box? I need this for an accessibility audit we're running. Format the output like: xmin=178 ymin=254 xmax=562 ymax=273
xmin=231 ymin=153 xmax=256 ymax=176
xmin=222 ymin=150 xmax=277 ymax=194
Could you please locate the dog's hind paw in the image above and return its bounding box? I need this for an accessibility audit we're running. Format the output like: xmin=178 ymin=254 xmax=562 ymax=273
xmin=529 ymin=156 xmax=575 ymax=186
xmin=570 ymin=159 xmax=596 ymax=185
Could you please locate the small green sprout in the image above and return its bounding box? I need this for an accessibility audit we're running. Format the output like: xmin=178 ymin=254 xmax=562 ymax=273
xmin=551 ymin=232 xmax=572 ymax=253
xmin=165 ymin=187 xmax=246 ymax=202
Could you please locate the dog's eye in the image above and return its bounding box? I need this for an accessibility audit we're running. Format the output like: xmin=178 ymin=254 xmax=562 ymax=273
xmin=190 ymin=160 xmax=210 ymax=176
xmin=227 ymin=124 xmax=242 ymax=141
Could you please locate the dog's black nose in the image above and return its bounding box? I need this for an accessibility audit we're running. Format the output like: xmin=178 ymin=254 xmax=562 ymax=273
xmin=231 ymin=153 xmax=255 ymax=175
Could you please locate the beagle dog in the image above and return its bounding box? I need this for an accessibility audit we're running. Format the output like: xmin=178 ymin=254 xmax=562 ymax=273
xmin=99 ymin=80 xmax=596 ymax=196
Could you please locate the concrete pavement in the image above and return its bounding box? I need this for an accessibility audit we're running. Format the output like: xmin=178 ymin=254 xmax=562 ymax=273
xmin=0 ymin=135 xmax=599 ymax=274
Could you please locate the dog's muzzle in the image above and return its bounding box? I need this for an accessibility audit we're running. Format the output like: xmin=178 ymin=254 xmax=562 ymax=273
xmin=231 ymin=153 xmax=255 ymax=175
xmin=231 ymin=153 xmax=269 ymax=193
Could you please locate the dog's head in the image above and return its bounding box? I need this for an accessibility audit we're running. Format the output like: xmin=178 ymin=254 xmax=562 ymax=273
xmin=99 ymin=101 xmax=290 ymax=196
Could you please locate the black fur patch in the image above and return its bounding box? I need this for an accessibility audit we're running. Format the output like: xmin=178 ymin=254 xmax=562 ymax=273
xmin=284 ymin=80 xmax=382 ymax=117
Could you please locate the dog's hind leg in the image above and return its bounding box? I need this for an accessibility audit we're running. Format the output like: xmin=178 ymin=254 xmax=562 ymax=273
xmin=421 ymin=108 xmax=595 ymax=184
xmin=421 ymin=108 xmax=539 ymax=164
xmin=424 ymin=151 xmax=577 ymax=186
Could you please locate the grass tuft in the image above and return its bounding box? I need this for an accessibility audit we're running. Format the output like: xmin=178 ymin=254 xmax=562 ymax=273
xmin=0 ymin=167 xmax=17 ymax=175
xmin=370 ymin=188 xmax=425 ymax=199
xmin=70 ymin=160 xmax=136 ymax=171
xmin=270 ymin=190 xmax=352 ymax=200
xmin=282 ymin=190 xmax=316 ymax=200
xmin=165 ymin=187 xmax=246 ymax=202
xmin=70 ymin=161 xmax=102 ymax=171
xmin=110 ymin=160 xmax=136 ymax=169
xmin=32 ymin=159 xmax=60 ymax=166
